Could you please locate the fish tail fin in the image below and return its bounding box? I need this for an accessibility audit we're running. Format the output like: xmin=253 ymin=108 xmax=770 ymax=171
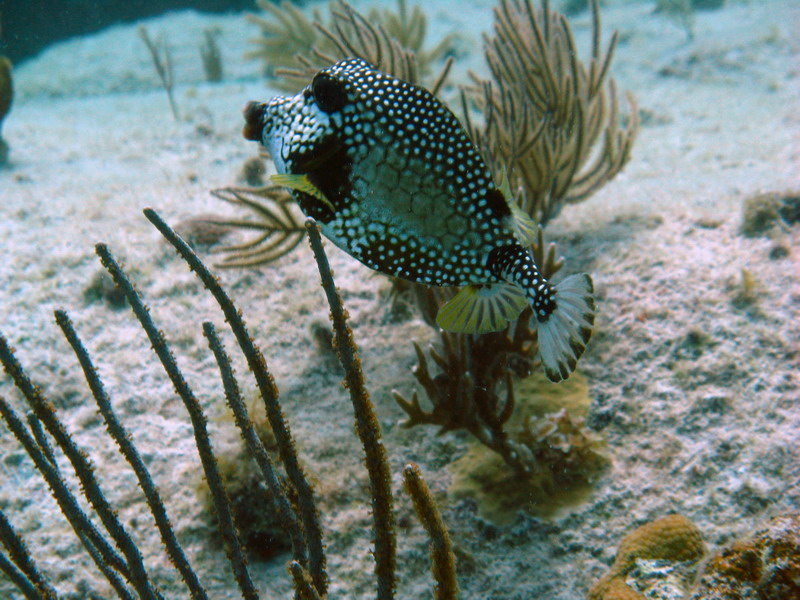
xmin=536 ymin=273 xmax=595 ymax=382
xmin=434 ymin=272 xmax=595 ymax=381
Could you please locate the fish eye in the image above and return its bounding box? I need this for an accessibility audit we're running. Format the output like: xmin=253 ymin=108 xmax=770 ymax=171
xmin=311 ymin=72 xmax=347 ymax=114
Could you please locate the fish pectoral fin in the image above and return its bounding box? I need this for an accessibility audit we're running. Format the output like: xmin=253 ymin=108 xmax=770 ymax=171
xmin=436 ymin=283 xmax=528 ymax=335
xmin=270 ymin=173 xmax=336 ymax=213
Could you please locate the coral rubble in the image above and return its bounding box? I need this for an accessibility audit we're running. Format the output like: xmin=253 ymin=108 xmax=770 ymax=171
xmin=690 ymin=513 xmax=800 ymax=600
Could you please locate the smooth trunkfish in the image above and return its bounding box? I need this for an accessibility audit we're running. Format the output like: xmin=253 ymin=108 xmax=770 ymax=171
xmin=242 ymin=57 xmax=595 ymax=382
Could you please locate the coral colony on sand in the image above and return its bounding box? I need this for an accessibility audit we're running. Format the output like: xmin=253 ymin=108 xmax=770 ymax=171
xmin=590 ymin=513 xmax=800 ymax=600
xmin=589 ymin=514 xmax=706 ymax=600
xmin=0 ymin=210 xmax=457 ymax=599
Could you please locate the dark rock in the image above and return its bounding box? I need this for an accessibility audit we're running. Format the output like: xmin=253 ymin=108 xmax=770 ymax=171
xmin=1 ymin=0 xmax=257 ymax=64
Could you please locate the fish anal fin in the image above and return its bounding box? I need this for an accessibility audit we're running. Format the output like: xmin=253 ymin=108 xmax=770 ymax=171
xmin=436 ymin=283 xmax=528 ymax=335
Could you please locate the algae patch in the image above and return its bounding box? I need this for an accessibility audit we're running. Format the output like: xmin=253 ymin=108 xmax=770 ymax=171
xmin=448 ymin=371 xmax=609 ymax=524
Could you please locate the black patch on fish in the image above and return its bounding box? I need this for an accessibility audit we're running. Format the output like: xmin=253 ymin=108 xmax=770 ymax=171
xmin=484 ymin=188 xmax=512 ymax=220
xmin=291 ymin=134 xmax=350 ymax=222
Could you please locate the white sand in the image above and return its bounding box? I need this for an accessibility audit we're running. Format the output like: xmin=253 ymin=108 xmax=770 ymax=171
xmin=1 ymin=0 xmax=798 ymax=598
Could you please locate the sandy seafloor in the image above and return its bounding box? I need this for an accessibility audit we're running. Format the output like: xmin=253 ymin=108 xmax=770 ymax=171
xmin=1 ymin=0 xmax=799 ymax=598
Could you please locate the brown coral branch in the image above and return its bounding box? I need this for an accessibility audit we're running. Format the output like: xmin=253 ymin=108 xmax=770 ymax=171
xmin=202 ymin=321 xmax=310 ymax=581
xmin=394 ymin=328 xmax=534 ymax=476
xmin=253 ymin=0 xmax=453 ymax=90
xmin=55 ymin=309 xmax=209 ymax=600
xmin=0 ymin=56 xmax=12 ymax=126
xmin=289 ymin=561 xmax=324 ymax=600
xmin=0 ymin=56 xmax=12 ymax=165
xmin=145 ymin=207 xmax=328 ymax=595
xmin=138 ymin=26 xmax=179 ymax=121
xmin=200 ymin=28 xmax=223 ymax=82
xmin=1 ymin=209 xmax=462 ymax=598
xmin=96 ymin=243 xmax=258 ymax=600
xmin=394 ymin=228 xmax=563 ymax=477
xmin=0 ymin=392 xmax=137 ymax=599
xmin=0 ymin=508 xmax=59 ymax=599
xmin=306 ymin=219 xmax=397 ymax=600
xmin=0 ymin=330 xmax=162 ymax=600
xmin=403 ymin=463 xmax=458 ymax=600
xmin=315 ymin=2 xmax=418 ymax=84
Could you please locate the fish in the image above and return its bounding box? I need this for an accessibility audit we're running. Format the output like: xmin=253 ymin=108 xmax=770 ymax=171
xmin=242 ymin=57 xmax=595 ymax=382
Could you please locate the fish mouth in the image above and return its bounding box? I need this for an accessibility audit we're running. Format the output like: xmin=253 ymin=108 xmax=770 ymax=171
xmin=242 ymin=101 xmax=266 ymax=142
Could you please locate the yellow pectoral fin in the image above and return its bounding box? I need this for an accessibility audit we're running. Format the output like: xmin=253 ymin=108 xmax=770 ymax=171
xmin=270 ymin=173 xmax=336 ymax=213
xmin=436 ymin=283 xmax=528 ymax=334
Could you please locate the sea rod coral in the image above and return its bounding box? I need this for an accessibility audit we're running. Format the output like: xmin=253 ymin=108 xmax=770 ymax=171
xmin=465 ymin=0 xmax=638 ymax=226
xmin=246 ymin=0 xmax=454 ymax=91
xmin=0 ymin=209 xmax=457 ymax=599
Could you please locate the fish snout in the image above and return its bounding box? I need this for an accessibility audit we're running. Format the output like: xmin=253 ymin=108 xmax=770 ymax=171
xmin=242 ymin=101 xmax=266 ymax=142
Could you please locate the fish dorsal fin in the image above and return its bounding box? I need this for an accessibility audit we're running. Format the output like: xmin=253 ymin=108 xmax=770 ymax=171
xmin=498 ymin=168 xmax=538 ymax=247
xmin=510 ymin=202 xmax=539 ymax=247
xmin=436 ymin=283 xmax=528 ymax=334
xmin=271 ymin=173 xmax=336 ymax=213
xmin=498 ymin=167 xmax=513 ymax=202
